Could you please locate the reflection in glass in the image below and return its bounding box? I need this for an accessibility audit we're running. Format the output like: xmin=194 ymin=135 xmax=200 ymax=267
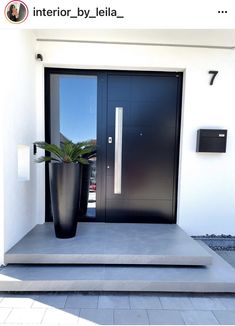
xmin=59 ymin=75 xmax=97 ymax=218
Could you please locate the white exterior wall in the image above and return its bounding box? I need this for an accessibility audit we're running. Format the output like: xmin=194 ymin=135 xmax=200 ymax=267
xmin=0 ymin=75 xmax=4 ymax=265
xmin=0 ymin=30 xmax=42 ymax=265
xmin=37 ymin=41 xmax=235 ymax=236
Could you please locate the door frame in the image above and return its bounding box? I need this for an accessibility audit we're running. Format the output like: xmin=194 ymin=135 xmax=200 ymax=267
xmin=44 ymin=68 xmax=183 ymax=223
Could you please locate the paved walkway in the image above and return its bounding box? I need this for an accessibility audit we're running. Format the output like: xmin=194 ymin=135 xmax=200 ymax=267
xmin=0 ymin=251 xmax=234 ymax=325
xmin=0 ymin=292 xmax=235 ymax=325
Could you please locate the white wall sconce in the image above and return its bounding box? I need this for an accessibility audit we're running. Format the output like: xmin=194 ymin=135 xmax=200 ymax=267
xmin=17 ymin=145 xmax=30 ymax=181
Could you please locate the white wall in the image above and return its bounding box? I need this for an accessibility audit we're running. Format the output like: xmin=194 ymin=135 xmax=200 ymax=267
xmin=0 ymin=30 xmax=42 ymax=265
xmin=37 ymin=40 xmax=235 ymax=236
xmin=0 ymin=76 xmax=5 ymax=266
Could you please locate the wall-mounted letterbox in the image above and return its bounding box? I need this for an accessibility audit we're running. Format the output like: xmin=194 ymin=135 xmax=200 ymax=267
xmin=196 ymin=129 xmax=227 ymax=153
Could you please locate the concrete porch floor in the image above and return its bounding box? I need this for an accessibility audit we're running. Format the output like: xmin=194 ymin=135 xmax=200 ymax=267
xmin=0 ymin=223 xmax=235 ymax=293
xmin=0 ymin=243 xmax=235 ymax=292
xmin=5 ymin=223 xmax=212 ymax=266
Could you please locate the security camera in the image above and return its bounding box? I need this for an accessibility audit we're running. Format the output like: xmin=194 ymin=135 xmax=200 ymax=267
xmin=36 ymin=53 xmax=43 ymax=61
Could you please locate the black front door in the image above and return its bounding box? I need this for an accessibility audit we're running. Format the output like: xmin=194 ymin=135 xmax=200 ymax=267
xmin=105 ymin=72 xmax=182 ymax=223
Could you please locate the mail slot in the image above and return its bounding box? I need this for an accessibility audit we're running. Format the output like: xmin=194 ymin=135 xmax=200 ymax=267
xmin=196 ymin=129 xmax=227 ymax=153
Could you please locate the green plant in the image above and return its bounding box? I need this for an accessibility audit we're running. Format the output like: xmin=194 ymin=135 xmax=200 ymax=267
xmin=34 ymin=140 xmax=96 ymax=164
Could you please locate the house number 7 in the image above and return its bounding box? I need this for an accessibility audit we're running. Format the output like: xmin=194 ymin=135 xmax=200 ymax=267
xmin=209 ymin=70 xmax=218 ymax=85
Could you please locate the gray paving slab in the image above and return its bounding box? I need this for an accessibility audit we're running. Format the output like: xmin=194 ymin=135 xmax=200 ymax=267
xmin=160 ymin=295 xmax=194 ymax=310
xmin=32 ymin=293 xmax=67 ymax=308
xmin=114 ymin=309 xmax=149 ymax=325
xmin=217 ymin=295 xmax=235 ymax=309
xmin=42 ymin=308 xmax=79 ymax=324
xmin=5 ymin=308 xmax=46 ymax=324
xmin=0 ymin=308 xmax=11 ymax=323
xmin=190 ymin=296 xmax=227 ymax=310
xmin=98 ymin=294 xmax=130 ymax=309
xmin=181 ymin=310 xmax=219 ymax=325
xmin=0 ymin=295 xmax=36 ymax=308
xmin=80 ymin=308 xmax=114 ymax=325
xmin=0 ymin=243 xmax=234 ymax=292
xmin=0 ymin=324 xmax=28 ymax=326
xmin=147 ymin=309 xmax=185 ymax=325
xmin=65 ymin=293 xmax=98 ymax=309
xmin=129 ymin=293 xmax=162 ymax=309
xmin=213 ymin=310 xmax=235 ymax=325
xmin=5 ymin=223 xmax=212 ymax=266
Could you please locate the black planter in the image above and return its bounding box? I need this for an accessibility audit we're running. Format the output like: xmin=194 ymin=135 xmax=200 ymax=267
xmin=79 ymin=164 xmax=91 ymax=216
xmin=49 ymin=163 xmax=82 ymax=238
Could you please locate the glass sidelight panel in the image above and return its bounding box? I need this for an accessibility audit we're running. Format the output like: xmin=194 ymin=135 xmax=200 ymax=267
xmin=50 ymin=74 xmax=97 ymax=219
xmin=59 ymin=76 xmax=97 ymax=143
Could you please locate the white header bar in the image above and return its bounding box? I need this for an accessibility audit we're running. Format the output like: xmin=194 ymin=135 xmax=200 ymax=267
xmin=1 ymin=0 xmax=235 ymax=29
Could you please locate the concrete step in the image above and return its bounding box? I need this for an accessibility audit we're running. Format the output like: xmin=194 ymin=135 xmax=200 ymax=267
xmin=5 ymin=223 xmax=212 ymax=266
xmin=0 ymin=243 xmax=234 ymax=292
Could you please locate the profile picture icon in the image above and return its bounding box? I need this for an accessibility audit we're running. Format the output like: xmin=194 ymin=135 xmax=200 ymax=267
xmin=5 ymin=0 xmax=28 ymax=23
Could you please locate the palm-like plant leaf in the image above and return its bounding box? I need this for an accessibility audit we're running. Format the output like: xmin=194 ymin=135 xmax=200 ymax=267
xmin=34 ymin=142 xmax=64 ymax=161
xmin=34 ymin=140 xmax=96 ymax=164
xmin=34 ymin=156 xmax=60 ymax=163
xmin=77 ymin=157 xmax=89 ymax=165
xmin=79 ymin=146 xmax=96 ymax=156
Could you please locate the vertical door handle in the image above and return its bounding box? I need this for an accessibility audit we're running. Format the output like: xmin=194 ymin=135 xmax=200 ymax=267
xmin=114 ymin=107 xmax=123 ymax=194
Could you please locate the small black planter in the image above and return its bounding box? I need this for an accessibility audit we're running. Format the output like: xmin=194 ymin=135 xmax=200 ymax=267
xmin=49 ymin=163 xmax=82 ymax=238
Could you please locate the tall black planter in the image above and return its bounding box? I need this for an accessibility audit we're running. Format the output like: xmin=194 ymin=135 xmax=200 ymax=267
xmin=49 ymin=163 xmax=82 ymax=238
xmin=79 ymin=164 xmax=91 ymax=216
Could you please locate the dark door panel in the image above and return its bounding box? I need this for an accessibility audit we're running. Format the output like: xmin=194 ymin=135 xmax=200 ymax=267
xmin=107 ymin=127 xmax=175 ymax=200
xmin=106 ymin=73 xmax=182 ymax=223
xmin=105 ymin=199 xmax=173 ymax=223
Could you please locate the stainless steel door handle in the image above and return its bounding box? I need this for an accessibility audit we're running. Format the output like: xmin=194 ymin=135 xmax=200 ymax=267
xmin=114 ymin=107 xmax=123 ymax=194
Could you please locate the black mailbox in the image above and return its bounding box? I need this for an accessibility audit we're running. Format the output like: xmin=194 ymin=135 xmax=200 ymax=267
xmin=196 ymin=129 xmax=227 ymax=153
